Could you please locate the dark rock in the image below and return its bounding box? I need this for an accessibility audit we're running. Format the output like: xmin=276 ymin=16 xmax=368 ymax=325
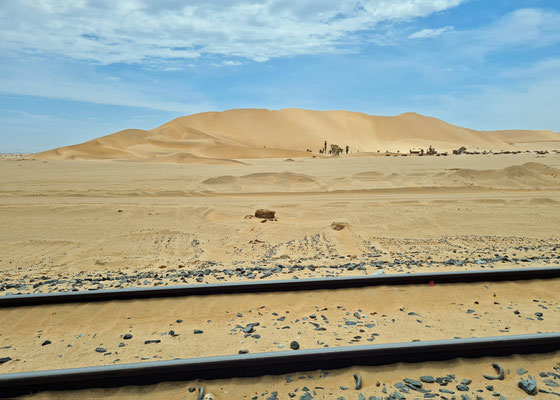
xmin=394 ymin=382 xmax=408 ymax=393
xmin=239 ymin=349 xmax=249 ymax=354
xmin=197 ymin=386 xmax=205 ymax=400
xmin=404 ymin=378 xmax=422 ymax=388
xmin=194 ymin=329 xmax=203 ymax=334
xmin=457 ymin=384 xmax=469 ymax=391
xmin=144 ymin=340 xmax=161 ymax=344
xmin=243 ymin=322 xmax=260 ymax=334
xmin=123 ymin=334 xmax=132 ymax=340
xmin=176 ymin=319 xmax=183 ymax=323
xmin=421 ymin=376 xmax=435 ymax=383
xmin=354 ymin=373 xmax=362 ymax=390
xmin=518 ymin=378 xmax=537 ymax=395
xmin=290 ymin=341 xmax=300 ymax=350
xmin=544 ymin=379 xmax=559 ymax=388
xmin=41 ymin=340 xmax=51 ymax=346
xmin=95 ymin=347 xmax=106 ymax=353
xmin=484 ymin=363 xmax=505 ymax=380
xmin=255 ymin=209 xmax=276 ymax=219
xmin=0 ymin=357 xmax=12 ymax=364
xmin=516 ymin=368 xmax=528 ymax=375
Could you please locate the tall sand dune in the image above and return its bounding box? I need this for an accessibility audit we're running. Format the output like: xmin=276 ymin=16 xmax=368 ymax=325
xmin=35 ymin=109 xmax=559 ymax=163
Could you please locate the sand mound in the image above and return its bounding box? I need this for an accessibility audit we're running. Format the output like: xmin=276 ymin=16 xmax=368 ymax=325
xmin=34 ymin=109 xmax=559 ymax=164
xmin=145 ymin=152 xmax=245 ymax=165
xmin=447 ymin=162 xmax=560 ymax=187
xmin=202 ymin=172 xmax=320 ymax=192
xmin=353 ymin=171 xmax=385 ymax=179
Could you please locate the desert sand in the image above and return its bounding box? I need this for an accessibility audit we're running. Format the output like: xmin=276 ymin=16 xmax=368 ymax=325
xmin=1 ymin=280 xmax=558 ymax=374
xmin=23 ymin=353 xmax=560 ymax=399
xmin=1 ymin=110 xmax=559 ymax=398
xmin=1 ymin=154 xmax=559 ymax=293
xmin=33 ymin=109 xmax=559 ymax=164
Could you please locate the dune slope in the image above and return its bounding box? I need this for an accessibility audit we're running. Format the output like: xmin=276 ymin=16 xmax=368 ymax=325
xmin=35 ymin=109 xmax=559 ymax=163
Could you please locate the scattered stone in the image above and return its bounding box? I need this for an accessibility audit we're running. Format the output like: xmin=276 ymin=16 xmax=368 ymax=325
xmin=484 ymin=363 xmax=505 ymax=380
xmin=331 ymin=222 xmax=348 ymax=231
xmin=41 ymin=340 xmax=51 ymax=346
xmin=95 ymin=347 xmax=106 ymax=353
xmin=144 ymin=340 xmax=161 ymax=344
xmin=404 ymin=378 xmax=423 ymax=388
xmin=123 ymin=334 xmax=132 ymax=340
xmin=194 ymin=329 xmax=203 ymax=334
xmin=353 ymin=373 xmax=362 ymax=390
xmin=243 ymin=323 xmax=260 ymax=334
xmin=239 ymin=349 xmax=249 ymax=354
xmin=421 ymin=376 xmax=435 ymax=383
xmin=544 ymin=379 xmax=559 ymax=388
xmin=517 ymin=368 xmax=528 ymax=375
xmin=197 ymin=386 xmax=205 ymax=400
xmin=0 ymin=357 xmax=12 ymax=364
xmin=176 ymin=319 xmax=183 ymax=323
xmin=457 ymin=384 xmax=469 ymax=391
xmin=255 ymin=209 xmax=276 ymax=219
xmin=290 ymin=341 xmax=300 ymax=350
xmin=518 ymin=378 xmax=538 ymax=395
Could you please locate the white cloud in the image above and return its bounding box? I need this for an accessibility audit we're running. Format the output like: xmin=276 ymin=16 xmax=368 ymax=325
xmin=0 ymin=57 xmax=213 ymax=113
xmin=408 ymin=26 xmax=453 ymax=39
xmin=0 ymin=0 xmax=467 ymax=64
xmin=223 ymin=60 xmax=242 ymax=66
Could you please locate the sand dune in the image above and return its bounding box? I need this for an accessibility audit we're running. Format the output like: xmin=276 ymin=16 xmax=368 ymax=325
xmin=442 ymin=162 xmax=560 ymax=188
xmin=34 ymin=109 xmax=559 ymax=164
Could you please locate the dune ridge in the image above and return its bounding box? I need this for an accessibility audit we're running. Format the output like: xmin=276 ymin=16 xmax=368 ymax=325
xmin=35 ymin=109 xmax=559 ymax=164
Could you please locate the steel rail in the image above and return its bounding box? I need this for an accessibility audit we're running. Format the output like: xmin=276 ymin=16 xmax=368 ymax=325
xmin=0 ymin=333 xmax=559 ymax=397
xmin=1 ymin=267 xmax=559 ymax=307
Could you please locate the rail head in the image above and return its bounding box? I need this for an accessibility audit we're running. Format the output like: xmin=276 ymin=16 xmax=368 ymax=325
xmin=0 ymin=333 xmax=558 ymax=397
xmin=0 ymin=267 xmax=559 ymax=307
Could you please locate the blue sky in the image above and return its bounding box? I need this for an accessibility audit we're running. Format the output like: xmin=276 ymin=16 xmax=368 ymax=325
xmin=1 ymin=0 xmax=559 ymax=152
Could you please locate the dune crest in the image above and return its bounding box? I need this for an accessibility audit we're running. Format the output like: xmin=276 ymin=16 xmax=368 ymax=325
xmin=34 ymin=109 xmax=559 ymax=164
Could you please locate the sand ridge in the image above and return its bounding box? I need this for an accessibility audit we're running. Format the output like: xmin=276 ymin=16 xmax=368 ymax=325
xmin=33 ymin=109 xmax=559 ymax=164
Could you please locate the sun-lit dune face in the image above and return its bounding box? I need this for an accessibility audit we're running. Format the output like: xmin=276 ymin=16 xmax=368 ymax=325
xmin=33 ymin=109 xmax=559 ymax=164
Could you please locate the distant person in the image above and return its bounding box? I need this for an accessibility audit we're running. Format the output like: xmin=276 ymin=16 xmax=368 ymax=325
xmin=324 ymin=140 xmax=327 ymax=154
xmin=345 ymin=145 xmax=349 ymax=154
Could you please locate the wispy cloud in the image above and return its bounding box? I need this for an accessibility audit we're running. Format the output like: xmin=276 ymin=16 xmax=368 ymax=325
xmin=0 ymin=0 xmax=467 ymax=64
xmin=408 ymin=26 xmax=454 ymax=39
xmin=0 ymin=56 xmax=213 ymax=113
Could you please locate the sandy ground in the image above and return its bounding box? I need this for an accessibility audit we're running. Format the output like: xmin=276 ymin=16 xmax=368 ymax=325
xmin=0 ymin=280 xmax=558 ymax=374
xmin=0 ymin=154 xmax=559 ymax=294
xmin=23 ymin=353 xmax=560 ymax=399
xmin=1 ymin=153 xmax=559 ymax=398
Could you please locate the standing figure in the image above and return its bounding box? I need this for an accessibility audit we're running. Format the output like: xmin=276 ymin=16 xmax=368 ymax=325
xmin=324 ymin=140 xmax=327 ymax=154
xmin=345 ymin=145 xmax=349 ymax=154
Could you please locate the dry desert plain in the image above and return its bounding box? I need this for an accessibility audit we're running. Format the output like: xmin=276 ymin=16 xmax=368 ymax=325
xmin=1 ymin=109 xmax=560 ymax=399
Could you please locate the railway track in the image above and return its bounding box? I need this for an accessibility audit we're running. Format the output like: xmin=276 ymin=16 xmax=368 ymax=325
xmin=0 ymin=267 xmax=559 ymax=397
xmin=1 ymin=266 xmax=559 ymax=306
xmin=0 ymin=333 xmax=559 ymax=398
